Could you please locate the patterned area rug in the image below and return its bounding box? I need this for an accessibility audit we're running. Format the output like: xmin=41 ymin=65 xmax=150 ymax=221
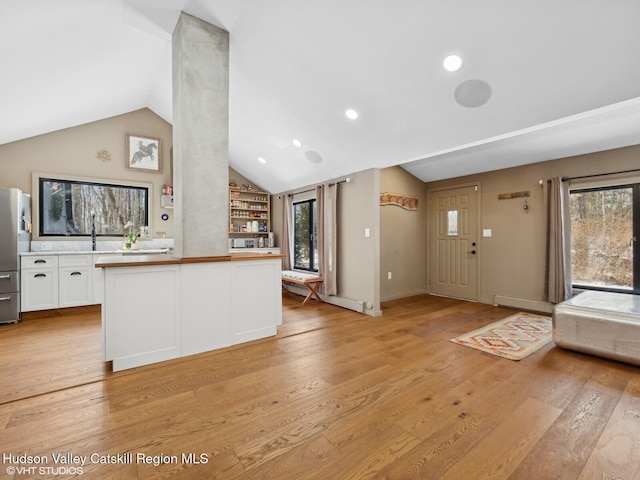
xmin=450 ymin=312 xmax=553 ymax=360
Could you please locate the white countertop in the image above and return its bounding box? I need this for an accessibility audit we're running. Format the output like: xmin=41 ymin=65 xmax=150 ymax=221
xmin=21 ymin=249 xmax=170 ymax=256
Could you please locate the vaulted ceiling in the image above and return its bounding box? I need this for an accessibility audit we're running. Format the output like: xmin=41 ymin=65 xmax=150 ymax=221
xmin=2 ymin=0 xmax=640 ymax=193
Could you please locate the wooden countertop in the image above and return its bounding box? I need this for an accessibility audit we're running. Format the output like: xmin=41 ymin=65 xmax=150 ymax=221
xmin=95 ymin=252 xmax=284 ymax=268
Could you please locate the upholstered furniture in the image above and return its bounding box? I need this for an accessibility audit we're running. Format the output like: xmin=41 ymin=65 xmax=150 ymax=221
xmin=553 ymin=290 xmax=640 ymax=366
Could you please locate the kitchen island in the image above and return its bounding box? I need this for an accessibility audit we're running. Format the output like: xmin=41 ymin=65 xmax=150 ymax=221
xmin=96 ymin=252 xmax=284 ymax=371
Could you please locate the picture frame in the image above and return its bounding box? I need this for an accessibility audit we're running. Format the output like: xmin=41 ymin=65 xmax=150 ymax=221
xmin=125 ymin=133 xmax=161 ymax=173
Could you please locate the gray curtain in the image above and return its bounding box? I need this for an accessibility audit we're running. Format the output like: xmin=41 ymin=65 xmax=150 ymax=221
xmin=316 ymin=183 xmax=338 ymax=295
xmin=545 ymin=177 xmax=572 ymax=303
xmin=281 ymin=194 xmax=293 ymax=271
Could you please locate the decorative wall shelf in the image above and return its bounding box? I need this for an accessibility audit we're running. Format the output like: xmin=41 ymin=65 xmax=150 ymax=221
xmin=380 ymin=192 xmax=418 ymax=211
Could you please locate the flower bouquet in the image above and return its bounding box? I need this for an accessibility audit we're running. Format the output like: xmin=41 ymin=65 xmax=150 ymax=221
xmin=123 ymin=221 xmax=139 ymax=249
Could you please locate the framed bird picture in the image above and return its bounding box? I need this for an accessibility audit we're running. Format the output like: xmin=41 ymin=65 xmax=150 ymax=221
xmin=126 ymin=133 xmax=161 ymax=173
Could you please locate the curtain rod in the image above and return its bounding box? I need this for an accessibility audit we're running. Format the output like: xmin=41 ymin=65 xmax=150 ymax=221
xmin=287 ymin=178 xmax=349 ymax=197
xmin=562 ymin=167 xmax=640 ymax=182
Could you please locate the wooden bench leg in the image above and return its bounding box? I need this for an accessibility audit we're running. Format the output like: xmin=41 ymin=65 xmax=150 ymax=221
xmin=282 ymin=278 xmax=324 ymax=305
xmin=302 ymin=282 xmax=322 ymax=305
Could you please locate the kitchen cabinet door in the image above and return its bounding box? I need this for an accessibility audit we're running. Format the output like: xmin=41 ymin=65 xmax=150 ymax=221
xmin=22 ymin=268 xmax=58 ymax=311
xmin=59 ymin=266 xmax=93 ymax=307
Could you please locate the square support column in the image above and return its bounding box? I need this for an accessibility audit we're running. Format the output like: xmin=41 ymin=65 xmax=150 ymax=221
xmin=172 ymin=12 xmax=229 ymax=257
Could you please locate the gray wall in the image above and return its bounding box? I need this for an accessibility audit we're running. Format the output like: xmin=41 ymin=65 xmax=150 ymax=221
xmin=4 ymin=106 xmax=639 ymax=313
xmin=424 ymin=144 xmax=640 ymax=309
xmin=380 ymin=166 xmax=427 ymax=301
xmin=272 ymin=168 xmax=381 ymax=316
xmin=0 ymin=108 xmax=174 ymax=240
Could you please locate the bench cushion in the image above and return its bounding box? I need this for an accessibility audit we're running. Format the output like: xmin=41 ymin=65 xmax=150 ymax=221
xmin=281 ymin=270 xmax=322 ymax=283
xmin=281 ymin=270 xmax=323 ymax=305
xmin=553 ymin=290 xmax=640 ymax=366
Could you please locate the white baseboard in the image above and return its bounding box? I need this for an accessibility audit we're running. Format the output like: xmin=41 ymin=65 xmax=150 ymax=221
xmin=381 ymin=289 xmax=429 ymax=303
xmin=493 ymin=295 xmax=553 ymax=314
xmin=285 ymin=285 xmax=365 ymax=314
xmin=323 ymin=295 xmax=365 ymax=313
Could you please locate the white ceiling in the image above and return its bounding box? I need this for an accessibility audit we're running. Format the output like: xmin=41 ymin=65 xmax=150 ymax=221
xmin=2 ymin=0 xmax=640 ymax=193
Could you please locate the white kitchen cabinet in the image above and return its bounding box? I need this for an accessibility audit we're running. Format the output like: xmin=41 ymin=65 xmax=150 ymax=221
xmin=93 ymin=257 xmax=104 ymax=304
xmin=58 ymin=255 xmax=93 ymax=307
xmin=22 ymin=251 xmax=169 ymax=312
xmin=92 ymin=253 xmax=118 ymax=304
xmin=100 ymin=256 xmax=282 ymax=372
xmin=21 ymin=256 xmax=59 ymax=311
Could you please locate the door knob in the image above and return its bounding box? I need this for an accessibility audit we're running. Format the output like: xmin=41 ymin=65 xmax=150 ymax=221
xmin=468 ymin=250 xmax=476 ymax=255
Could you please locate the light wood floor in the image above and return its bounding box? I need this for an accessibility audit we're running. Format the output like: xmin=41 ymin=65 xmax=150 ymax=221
xmin=1 ymin=294 xmax=639 ymax=479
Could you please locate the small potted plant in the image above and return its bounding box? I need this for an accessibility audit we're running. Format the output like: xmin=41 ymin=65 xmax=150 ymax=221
xmin=123 ymin=221 xmax=139 ymax=250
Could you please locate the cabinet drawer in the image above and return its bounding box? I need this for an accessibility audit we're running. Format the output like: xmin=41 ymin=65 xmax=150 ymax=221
xmin=21 ymin=255 xmax=58 ymax=269
xmin=20 ymin=255 xmax=58 ymax=270
xmin=59 ymin=255 xmax=92 ymax=268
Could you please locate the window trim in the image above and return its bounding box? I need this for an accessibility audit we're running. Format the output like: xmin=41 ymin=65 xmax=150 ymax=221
xmin=292 ymin=197 xmax=318 ymax=272
xmin=32 ymin=171 xmax=153 ymax=240
xmin=569 ymin=182 xmax=639 ymax=294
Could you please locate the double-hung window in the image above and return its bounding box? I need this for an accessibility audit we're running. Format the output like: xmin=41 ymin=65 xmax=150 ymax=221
xmin=293 ymin=198 xmax=318 ymax=271
xmin=569 ymin=183 xmax=639 ymax=293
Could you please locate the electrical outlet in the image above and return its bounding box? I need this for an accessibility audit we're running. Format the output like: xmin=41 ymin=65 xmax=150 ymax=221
xmin=388 ymin=271 xmax=392 ymax=280
xmin=41 ymin=242 xmax=52 ymax=251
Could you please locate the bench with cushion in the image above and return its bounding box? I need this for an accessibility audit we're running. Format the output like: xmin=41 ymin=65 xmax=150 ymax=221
xmin=553 ymin=290 xmax=640 ymax=366
xmin=281 ymin=270 xmax=323 ymax=305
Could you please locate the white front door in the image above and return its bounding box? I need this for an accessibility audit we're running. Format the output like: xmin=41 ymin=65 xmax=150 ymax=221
xmin=429 ymin=185 xmax=479 ymax=301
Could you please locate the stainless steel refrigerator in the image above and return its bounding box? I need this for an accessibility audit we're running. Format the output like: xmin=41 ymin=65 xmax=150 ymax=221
xmin=0 ymin=187 xmax=31 ymax=324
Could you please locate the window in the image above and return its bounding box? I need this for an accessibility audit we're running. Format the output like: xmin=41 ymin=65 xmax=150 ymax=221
xmin=293 ymin=199 xmax=318 ymax=271
xmin=447 ymin=210 xmax=458 ymax=236
xmin=39 ymin=178 xmax=149 ymax=237
xmin=570 ymin=184 xmax=639 ymax=293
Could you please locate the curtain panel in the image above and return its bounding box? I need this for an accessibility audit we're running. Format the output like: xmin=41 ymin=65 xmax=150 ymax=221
xmin=317 ymin=183 xmax=337 ymax=295
xmin=545 ymin=177 xmax=572 ymax=303
xmin=281 ymin=194 xmax=293 ymax=271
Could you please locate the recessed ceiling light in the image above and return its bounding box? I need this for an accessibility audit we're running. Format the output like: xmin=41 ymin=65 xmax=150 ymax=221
xmin=345 ymin=109 xmax=358 ymax=120
xmin=292 ymin=139 xmax=302 ymax=147
xmin=443 ymin=54 xmax=462 ymax=72
xmin=258 ymin=157 xmax=266 ymax=164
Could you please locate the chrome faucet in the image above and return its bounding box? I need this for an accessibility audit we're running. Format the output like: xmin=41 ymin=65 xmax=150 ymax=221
xmin=91 ymin=213 xmax=96 ymax=251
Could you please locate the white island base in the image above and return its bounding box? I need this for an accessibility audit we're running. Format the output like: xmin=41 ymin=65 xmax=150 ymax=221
xmin=97 ymin=254 xmax=283 ymax=372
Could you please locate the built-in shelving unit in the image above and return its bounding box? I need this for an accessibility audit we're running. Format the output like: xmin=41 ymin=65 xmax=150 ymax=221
xmin=229 ymin=187 xmax=270 ymax=235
